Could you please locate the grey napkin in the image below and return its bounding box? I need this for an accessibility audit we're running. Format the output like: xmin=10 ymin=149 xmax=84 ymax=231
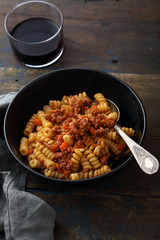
xmin=0 ymin=93 xmax=56 ymax=240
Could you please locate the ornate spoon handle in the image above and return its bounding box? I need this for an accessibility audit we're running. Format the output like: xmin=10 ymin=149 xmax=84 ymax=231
xmin=114 ymin=124 xmax=159 ymax=174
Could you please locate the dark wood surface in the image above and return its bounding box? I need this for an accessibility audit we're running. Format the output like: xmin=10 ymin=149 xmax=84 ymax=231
xmin=0 ymin=0 xmax=160 ymax=239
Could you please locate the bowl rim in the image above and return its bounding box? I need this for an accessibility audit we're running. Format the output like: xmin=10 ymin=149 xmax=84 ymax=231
xmin=4 ymin=67 xmax=147 ymax=182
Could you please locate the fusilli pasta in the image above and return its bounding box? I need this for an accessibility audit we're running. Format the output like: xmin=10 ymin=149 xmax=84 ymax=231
xmin=19 ymin=92 xmax=135 ymax=180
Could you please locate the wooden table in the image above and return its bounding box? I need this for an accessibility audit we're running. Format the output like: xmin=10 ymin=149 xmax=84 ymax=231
xmin=0 ymin=0 xmax=160 ymax=239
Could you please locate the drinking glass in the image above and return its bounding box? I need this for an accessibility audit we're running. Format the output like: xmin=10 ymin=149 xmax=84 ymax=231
xmin=4 ymin=0 xmax=64 ymax=68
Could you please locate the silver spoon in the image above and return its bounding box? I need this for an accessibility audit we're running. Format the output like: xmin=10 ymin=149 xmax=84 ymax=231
xmin=107 ymin=99 xmax=159 ymax=174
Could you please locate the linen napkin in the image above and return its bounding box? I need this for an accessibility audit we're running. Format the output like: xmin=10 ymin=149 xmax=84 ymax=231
xmin=0 ymin=93 xmax=56 ymax=240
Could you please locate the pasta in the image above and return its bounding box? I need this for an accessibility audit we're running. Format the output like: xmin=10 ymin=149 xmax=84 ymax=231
xmin=19 ymin=137 xmax=28 ymax=156
xmin=23 ymin=114 xmax=37 ymax=136
xmin=84 ymin=148 xmax=102 ymax=169
xmin=29 ymin=159 xmax=42 ymax=169
xmin=97 ymin=102 xmax=110 ymax=112
xmin=19 ymin=92 xmax=135 ymax=180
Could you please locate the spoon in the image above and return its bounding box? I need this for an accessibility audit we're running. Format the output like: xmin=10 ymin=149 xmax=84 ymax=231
xmin=107 ymin=99 xmax=159 ymax=174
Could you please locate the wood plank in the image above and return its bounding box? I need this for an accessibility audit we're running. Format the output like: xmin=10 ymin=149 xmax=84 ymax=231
xmin=1 ymin=0 xmax=160 ymax=22
xmin=113 ymin=73 xmax=160 ymax=140
xmin=27 ymin=190 xmax=160 ymax=240
xmin=0 ymin=0 xmax=159 ymax=73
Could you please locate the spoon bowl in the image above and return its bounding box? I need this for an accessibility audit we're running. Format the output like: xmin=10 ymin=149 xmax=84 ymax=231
xmin=107 ymin=99 xmax=159 ymax=175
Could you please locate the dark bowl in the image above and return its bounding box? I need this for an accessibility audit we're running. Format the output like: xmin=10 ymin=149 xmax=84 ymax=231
xmin=4 ymin=68 xmax=146 ymax=182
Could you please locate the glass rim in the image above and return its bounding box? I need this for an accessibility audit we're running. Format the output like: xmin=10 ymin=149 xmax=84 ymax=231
xmin=4 ymin=0 xmax=63 ymax=45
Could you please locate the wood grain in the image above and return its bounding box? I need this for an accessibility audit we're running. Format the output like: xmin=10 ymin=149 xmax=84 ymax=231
xmin=27 ymin=190 xmax=160 ymax=240
xmin=0 ymin=0 xmax=160 ymax=73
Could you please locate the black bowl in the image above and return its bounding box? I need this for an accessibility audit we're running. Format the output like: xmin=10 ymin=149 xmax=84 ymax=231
xmin=4 ymin=68 xmax=146 ymax=182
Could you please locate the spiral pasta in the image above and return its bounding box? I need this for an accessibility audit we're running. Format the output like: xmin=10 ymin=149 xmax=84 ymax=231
xmin=43 ymin=105 xmax=52 ymax=113
xmin=69 ymin=165 xmax=111 ymax=180
xmin=43 ymin=128 xmax=54 ymax=138
xmin=84 ymin=149 xmax=102 ymax=169
xmin=44 ymin=169 xmax=69 ymax=179
xmin=94 ymin=93 xmax=107 ymax=103
xmin=107 ymin=112 xmax=118 ymax=121
xmin=106 ymin=139 xmax=121 ymax=155
xmin=106 ymin=131 xmax=117 ymax=141
xmin=93 ymin=145 xmax=102 ymax=157
xmin=121 ymin=127 xmax=135 ymax=137
xmin=29 ymin=159 xmax=42 ymax=169
xmin=36 ymin=142 xmax=55 ymax=160
xmin=23 ymin=114 xmax=37 ymax=136
xmin=19 ymin=137 xmax=29 ymax=156
xmin=28 ymin=132 xmax=37 ymax=142
xmin=78 ymin=92 xmax=88 ymax=98
xmin=80 ymin=156 xmax=93 ymax=171
xmin=71 ymin=148 xmax=84 ymax=172
xmin=61 ymin=105 xmax=72 ymax=113
xmin=33 ymin=149 xmax=55 ymax=169
xmin=37 ymin=111 xmax=53 ymax=128
xmin=19 ymin=92 xmax=135 ymax=180
xmin=49 ymin=100 xmax=61 ymax=109
xmin=97 ymin=102 xmax=110 ymax=112
xmin=96 ymin=138 xmax=106 ymax=148
xmin=37 ymin=134 xmax=54 ymax=145
xmin=62 ymin=95 xmax=70 ymax=105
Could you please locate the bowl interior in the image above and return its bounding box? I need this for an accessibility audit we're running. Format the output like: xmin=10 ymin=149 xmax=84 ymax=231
xmin=4 ymin=68 xmax=146 ymax=181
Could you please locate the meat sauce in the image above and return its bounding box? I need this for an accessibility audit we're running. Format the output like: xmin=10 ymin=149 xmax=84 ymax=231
xmin=44 ymin=96 xmax=115 ymax=173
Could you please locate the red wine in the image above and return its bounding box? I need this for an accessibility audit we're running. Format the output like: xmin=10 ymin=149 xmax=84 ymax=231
xmin=11 ymin=18 xmax=63 ymax=67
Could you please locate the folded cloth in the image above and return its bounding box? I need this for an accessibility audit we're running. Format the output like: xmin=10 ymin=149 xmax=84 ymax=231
xmin=0 ymin=93 xmax=56 ymax=240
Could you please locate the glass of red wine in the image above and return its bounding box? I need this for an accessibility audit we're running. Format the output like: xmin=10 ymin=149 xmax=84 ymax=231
xmin=4 ymin=0 xmax=64 ymax=68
